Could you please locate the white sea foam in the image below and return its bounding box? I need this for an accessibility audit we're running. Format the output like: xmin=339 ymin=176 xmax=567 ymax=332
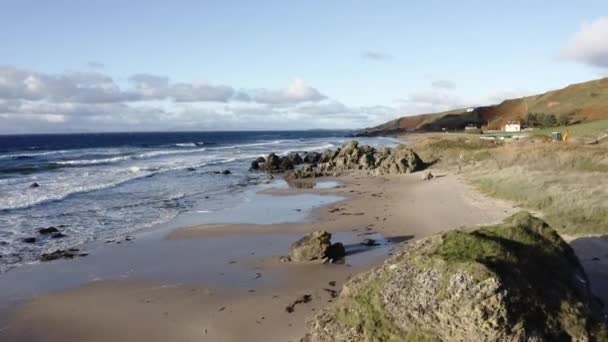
xmin=55 ymin=155 xmax=132 ymax=165
xmin=175 ymin=143 xmax=197 ymax=147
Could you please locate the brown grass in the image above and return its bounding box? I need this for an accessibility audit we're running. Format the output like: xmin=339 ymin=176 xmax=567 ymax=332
xmin=412 ymin=135 xmax=608 ymax=235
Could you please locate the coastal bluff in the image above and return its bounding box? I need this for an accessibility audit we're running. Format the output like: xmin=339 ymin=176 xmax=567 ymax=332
xmin=301 ymin=212 xmax=608 ymax=341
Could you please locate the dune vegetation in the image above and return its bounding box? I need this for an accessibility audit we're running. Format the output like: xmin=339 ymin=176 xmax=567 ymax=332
xmin=412 ymin=126 xmax=608 ymax=235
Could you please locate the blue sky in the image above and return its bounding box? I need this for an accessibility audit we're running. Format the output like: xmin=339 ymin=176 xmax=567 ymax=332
xmin=1 ymin=0 xmax=607 ymax=133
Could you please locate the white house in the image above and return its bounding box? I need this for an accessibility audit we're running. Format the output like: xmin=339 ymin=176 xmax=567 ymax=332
xmin=504 ymin=122 xmax=521 ymax=132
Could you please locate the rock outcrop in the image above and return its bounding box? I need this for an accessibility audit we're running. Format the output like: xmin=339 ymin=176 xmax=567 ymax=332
xmin=251 ymin=141 xmax=424 ymax=178
xmin=288 ymin=230 xmax=346 ymax=262
xmin=302 ymin=212 xmax=608 ymax=342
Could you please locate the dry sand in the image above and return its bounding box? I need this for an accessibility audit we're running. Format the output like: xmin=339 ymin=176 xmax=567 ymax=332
xmin=0 ymin=172 xmax=519 ymax=342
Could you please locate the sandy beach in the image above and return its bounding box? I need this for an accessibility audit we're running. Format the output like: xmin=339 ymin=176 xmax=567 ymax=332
xmin=0 ymin=170 xmax=521 ymax=342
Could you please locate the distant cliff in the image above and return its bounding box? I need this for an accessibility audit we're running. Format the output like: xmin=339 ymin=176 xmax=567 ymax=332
xmin=358 ymin=77 xmax=608 ymax=136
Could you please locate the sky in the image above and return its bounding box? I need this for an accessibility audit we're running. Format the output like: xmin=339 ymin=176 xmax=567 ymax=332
xmin=1 ymin=0 xmax=607 ymax=134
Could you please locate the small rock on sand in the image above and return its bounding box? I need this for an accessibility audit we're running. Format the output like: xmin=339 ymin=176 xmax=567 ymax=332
xmin=289 ymin=231 xmax=331 ymax=262
xmin=361 ymin=238 xmax=380 ymax=246
xmin=421 ymin=171 xmax=434 ymax=181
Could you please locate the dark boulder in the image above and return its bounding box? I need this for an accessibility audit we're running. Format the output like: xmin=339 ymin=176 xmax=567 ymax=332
xmin=22 ymin=237 xmax=36 ymax=244
xmin=287 ymin=152 xmax=303 ymax=165
xmin=40 ymin=248 xmax=87 ymax=262
xmin=38 ymin=227 xmax=59 ymax=235
xmin=221 ymin=169 xmax=231 ymax=175
xmin=263 ymin=153 xmax=282 ymax=172
xmin=304 ymin=152 xmax=322 ymax=164
xmin=29 ymin=182 xmax=40 ymax=188
xmin=279 ymin=157 xmax=295 ymax=171
xmin=250 ymin=156 xmax=267 ymax=171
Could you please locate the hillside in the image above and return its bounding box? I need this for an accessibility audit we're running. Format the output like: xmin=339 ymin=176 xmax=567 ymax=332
xmin=359 ymin=77 xmax=608 ymax=135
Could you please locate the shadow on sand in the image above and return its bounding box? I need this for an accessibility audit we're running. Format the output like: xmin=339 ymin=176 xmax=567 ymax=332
xmin=568 ymin=235 xmax=608 ymax=318
xmin=343 ymin=234 xmax=415 ymax=257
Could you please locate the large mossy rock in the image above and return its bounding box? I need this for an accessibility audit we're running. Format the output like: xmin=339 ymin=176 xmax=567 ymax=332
xmin=302 ymin=212 xmax=607 ymax=342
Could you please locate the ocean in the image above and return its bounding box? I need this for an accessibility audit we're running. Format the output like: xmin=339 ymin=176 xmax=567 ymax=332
xmin=0 ymin=131 xmax=397 ymax=273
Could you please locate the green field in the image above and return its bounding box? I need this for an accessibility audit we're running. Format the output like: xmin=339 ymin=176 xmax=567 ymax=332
xmin=532 ymin=119 xmax=608 ymax=139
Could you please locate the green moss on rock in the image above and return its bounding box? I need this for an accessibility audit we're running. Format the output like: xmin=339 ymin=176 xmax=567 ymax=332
xmin=302 ymin=212 xmax=607 ymax=342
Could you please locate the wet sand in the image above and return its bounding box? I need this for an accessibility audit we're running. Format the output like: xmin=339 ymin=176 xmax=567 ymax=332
xmin=0 ymin=172 xmax=519 ymax=342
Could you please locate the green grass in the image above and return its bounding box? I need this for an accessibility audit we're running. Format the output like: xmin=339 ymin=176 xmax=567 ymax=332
xmin=333 ymin=271 xmax=441 ymax=341
xmin=471 ymin=167 xmax=608 ymax=235
xmin=433 ymin=212 xmax=600 ymax=340
xmin=334 ymin=274 xmax=406 ymax=342
xmin=415 ymin=135 xmax=608 ymax=235
xmin=532 ymin=119 xmax=608 ymax=139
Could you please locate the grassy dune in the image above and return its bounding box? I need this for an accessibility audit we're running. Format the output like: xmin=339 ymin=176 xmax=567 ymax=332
xmin=413 ymin=128 xmax=608 ymax=235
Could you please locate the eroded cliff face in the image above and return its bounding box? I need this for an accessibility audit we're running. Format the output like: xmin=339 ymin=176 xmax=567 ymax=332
xmin=302 ymin=212 xmax=608 ymax=342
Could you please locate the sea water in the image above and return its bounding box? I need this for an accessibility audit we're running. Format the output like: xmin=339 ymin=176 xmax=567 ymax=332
xmin=0 ymin=131 xmax=398 ymax=272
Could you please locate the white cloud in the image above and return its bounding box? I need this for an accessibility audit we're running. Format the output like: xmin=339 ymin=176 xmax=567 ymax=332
xmin=562 ymin=17 xmax=608 ymax=68
xmin=0 ymin=73 xmax=355 ymax=133
xmin=431 ymin=80 xmax=456 ymax=90
xmin=0 ymin=66 xmax=138 ymax=103
xmin=0 ymin=66 xmax=399 ymax=133
xmin=0 ymin=67 xmax=327 ymax=106
xmin=129 ymin=74 xmax=237 ymax=102
xmin=361 ymin=50 xmax=393 ymax=61
xmin=129 ymin=73 xmax=170 ymax=99
xmin=251 ymin=78 xmax=327 ymax=104
xmin=171 ymin=83 xmax=235 ymax=102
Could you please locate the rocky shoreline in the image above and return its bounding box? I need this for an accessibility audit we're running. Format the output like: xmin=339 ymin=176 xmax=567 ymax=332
xmin=250 ymin=140 xmax=425 ymax=179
